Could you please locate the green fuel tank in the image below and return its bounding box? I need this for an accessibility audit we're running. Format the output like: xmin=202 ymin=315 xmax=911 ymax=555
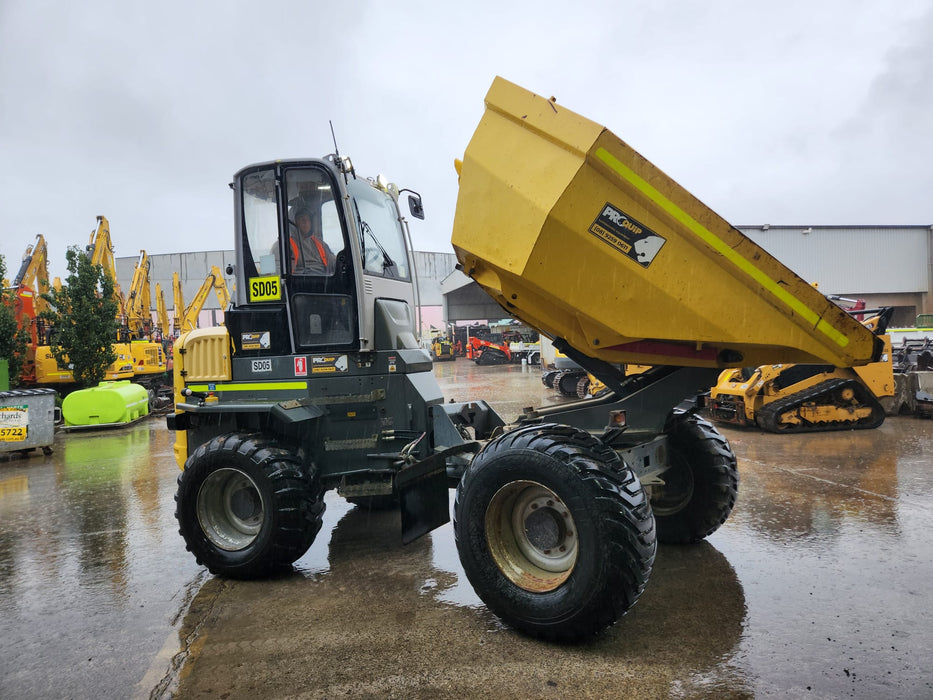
xmin=62 ymin=380 xmax=150 ymax=427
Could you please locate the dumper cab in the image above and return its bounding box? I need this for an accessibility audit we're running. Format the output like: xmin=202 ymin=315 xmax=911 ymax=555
xmin=225 ymin=157 xmax=421 ymax=359
xmin=169 ymin=156 xmax=487 ymax=559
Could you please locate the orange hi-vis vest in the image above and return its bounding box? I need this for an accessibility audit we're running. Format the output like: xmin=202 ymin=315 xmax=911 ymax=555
xmin=289 ymin=235 xmax=328 ymax=272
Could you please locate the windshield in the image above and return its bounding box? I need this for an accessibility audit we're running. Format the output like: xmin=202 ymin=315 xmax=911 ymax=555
xmin=349 ymin=179 xmax=410 ymax=280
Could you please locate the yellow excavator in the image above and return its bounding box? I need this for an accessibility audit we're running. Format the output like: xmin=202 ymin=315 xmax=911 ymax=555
xmin=34 ymin=216 xmax=135 ymax=386
xmin=124 ymin=250 xmax=168 ymax=384
xmin=7 ymin=234 xmax=52 ymax=384
xmin=707 ymin=309 xmax=895 ymax=432
xmin=155 ymin=282 xmax=170 ymax=339
xmin=174 ymin=266 xmax=230 ymax=334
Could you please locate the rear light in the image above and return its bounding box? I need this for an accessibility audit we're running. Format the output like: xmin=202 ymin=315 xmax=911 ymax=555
xmin=607 ymin=410 xmax=627 ymax=428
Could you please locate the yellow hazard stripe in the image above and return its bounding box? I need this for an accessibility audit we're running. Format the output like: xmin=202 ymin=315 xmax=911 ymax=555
xmin=593 ymin=147 xmax=849 ymax=349
xmin=187 ymin=382 xmax=307 ymax=392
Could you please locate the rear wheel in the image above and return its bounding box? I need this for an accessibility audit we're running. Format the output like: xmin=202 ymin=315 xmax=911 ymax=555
xmin=454 ymin=423 xmax=656 ymax=641
xmin=176 ymin=432 xmax=324 ymax=578
xmin=647 ymin=413 xmax=738 ymax=543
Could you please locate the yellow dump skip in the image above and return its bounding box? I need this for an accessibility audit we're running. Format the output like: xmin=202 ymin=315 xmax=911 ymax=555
xmin=452 ymin=77 xmax=878 ymax=369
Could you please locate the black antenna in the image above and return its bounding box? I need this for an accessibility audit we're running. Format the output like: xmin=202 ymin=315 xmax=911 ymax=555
xmin=329 ymin=120 xmax=353 ymax=182
xmin=329 ymin=120 xmax=340 ymax=158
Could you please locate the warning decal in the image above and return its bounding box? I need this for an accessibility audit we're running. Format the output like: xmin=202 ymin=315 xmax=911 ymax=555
xmin=588 ymin=203 xmax=666 ymax=268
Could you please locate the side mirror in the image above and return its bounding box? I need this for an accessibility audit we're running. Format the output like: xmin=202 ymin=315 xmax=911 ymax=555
xmin=407 ymin=194 xmax=425 ymax=220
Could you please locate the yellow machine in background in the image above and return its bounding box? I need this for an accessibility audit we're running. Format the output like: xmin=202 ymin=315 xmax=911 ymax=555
xmin=707 ymin=310 xmax=895 ymax=432
xmin=155 ymin=282 xmax=170 ymax=339
xmin=8 ymin=234 xmax=52 ymax=384
xmin=430 ymin=334 xmax=455 ymax=361
xmin=124 ymin=250 xmax=168 ymax=382
xmin=35 ymin=216 xmax=135 ymax=386
xmin=175 ymin=266 xmax=230 ymax=334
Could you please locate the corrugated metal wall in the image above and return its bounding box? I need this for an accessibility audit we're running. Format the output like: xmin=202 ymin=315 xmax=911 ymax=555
xmin=737 ymin=225 xmax=929 ymax=295
xmin=116 ymin=250 xmax=235 ymax=311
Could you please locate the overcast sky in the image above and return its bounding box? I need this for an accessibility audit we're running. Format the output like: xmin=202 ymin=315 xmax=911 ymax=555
xmin=2 ymin=0 xmax=931 ymax=281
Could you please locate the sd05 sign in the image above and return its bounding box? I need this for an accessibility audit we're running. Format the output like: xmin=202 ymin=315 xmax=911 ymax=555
xmin=249 ymin=276 xmax=281 ymax=302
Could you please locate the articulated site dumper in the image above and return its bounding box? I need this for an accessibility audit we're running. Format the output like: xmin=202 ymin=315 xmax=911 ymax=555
xmin=167 ymin=77 xmax=881 ymax=642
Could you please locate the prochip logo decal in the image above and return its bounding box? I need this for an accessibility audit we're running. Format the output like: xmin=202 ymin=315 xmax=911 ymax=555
xmin=588 ymin=203 xmax=666 ymax=267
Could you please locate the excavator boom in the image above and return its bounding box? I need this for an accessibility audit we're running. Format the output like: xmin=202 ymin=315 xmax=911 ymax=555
xmin=126 ymin=250 xmax=152 ymax=339
xmin=156 ymin=283 xmax=170 ymax=337
xmin=452 ymin=77 xmax=880 ymax=370
xmin=179 ymin=266 xmax=229 ymax=333
xmin=87 ymin=215 xmax=127 ymax=320
xmin=12 ymin=235 xmax=51 ymax=316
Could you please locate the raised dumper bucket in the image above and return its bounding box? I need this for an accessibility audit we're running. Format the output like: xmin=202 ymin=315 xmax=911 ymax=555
xmin=452 ymin=77 xmax=880 ymax=369
xmin=62 ymin=380 xmax=150 ymax=427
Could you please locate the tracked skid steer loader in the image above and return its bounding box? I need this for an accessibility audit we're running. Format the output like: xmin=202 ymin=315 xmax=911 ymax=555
xmin=168 ymin=77 xmax=882 ymax=642
xmin=707 ymin=309 xmax=896 ymax=432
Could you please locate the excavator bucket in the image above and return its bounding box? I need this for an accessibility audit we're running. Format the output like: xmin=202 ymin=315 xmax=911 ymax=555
xmin=452 ymin=77 xmax=879 ymax=369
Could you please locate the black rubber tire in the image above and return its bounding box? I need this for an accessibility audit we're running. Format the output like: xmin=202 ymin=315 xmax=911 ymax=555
xmin=649 ymin=413 xmax=738 ymax=544
xmin=454 ymin=423 xmax=656 ymax=642
xmin=175 ymin=432 xmax=325 ymax=578
xmin=575 ymin=375 xmax=590 ymax=399
xmin=541 ymin=370 xmax=559 ymax=388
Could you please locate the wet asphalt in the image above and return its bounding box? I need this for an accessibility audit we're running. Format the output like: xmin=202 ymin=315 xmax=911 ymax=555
xmin=0 ymin=358 xmax=931 ymax=699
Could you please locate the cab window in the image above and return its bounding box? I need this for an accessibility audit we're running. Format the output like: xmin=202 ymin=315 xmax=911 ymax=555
xmin=349 ymin=179 xmax=410 ymax=280
xmin=284 ymin=169 xmax=346 ymax=277
xmin=242 ymin=169 xmax=280 ymax=277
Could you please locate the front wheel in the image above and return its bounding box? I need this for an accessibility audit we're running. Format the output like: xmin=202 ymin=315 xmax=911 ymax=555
xmin=175 ymin=432 xmax=325 ymax=578
xmin=647 ymin=413 xmax=739 ymax=543
xmin=454 ymin=423 xmax=656 ymax=642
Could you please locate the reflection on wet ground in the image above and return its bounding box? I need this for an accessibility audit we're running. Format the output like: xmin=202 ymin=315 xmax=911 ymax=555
xmin=0 ymin=419 xmax=202 ymax=699
xmin=716 ymin=418 xmax=933 ymax=697
xmin=1 ymin=359 xmax=932 ymax=698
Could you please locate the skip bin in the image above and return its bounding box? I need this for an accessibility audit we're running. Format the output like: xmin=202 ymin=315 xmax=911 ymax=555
xmin=0 ymin=388 xmax=56 ymax=455
xmin=452 ymin=77 xmax=880 ymax=370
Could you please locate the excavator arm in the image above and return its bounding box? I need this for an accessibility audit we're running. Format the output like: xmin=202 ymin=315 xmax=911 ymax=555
xmin=179 ymin=266 xmax=230 ymax=333
xmin=125 ymin=250 xmax=152 ymax=339
xmin=172 ymin=272 xmax=184 ymax=336
xmin=12 ymin=235 xmax=51 ymax=315
xmin=87 ymin=215 xmax=127 ymax=322
xmin=156 ymin=283 xmax=170 ymax=337
xmin=452 ymin=78 xmax=880 ymax=377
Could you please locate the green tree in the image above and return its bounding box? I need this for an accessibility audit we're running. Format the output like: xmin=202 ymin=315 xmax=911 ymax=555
xmin=0 ymin=255 xmax=31 ymax=386
xmin=41 ymin=246 xmax=120 ymax=388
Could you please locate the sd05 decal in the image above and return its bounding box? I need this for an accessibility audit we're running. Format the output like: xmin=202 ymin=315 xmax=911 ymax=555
xmin=248 ymin=275 xmax=281 ymax=302
xmin=589 ymin=203 xmax=666 ymax=268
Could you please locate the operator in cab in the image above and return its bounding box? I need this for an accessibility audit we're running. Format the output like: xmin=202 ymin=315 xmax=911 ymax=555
xmin=288 ymin=207 xmax=335 ymax=276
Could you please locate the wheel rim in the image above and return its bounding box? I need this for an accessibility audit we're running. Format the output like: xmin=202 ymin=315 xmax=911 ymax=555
xmin=197 ymin=468 xmax=265 ymax=551
xmin=485 ymin=480 xmax=577 ymax=592
xmin=647 ymin=453 xmax=695 ymax=516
